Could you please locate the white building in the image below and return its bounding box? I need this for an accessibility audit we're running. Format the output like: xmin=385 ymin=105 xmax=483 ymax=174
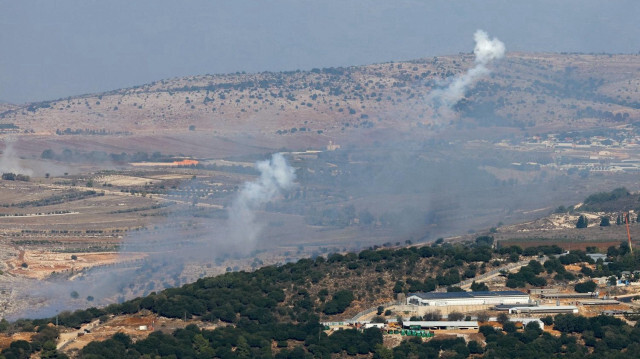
xmin=402 ymin=321 xmax=479 ymax=330
xmin=508 ymin=306 xmax=578 ymax=314
xmin=587 ymin=253 xmax=607 ymax=262
xmin=363 ymin=323 xmax=385 ymax=329
xmin=406 ymin=291 xmax=530 ymax=307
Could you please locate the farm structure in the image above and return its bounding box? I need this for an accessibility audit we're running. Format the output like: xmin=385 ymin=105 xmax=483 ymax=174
xmin=540 ymin=292 xmax=597 ymax=299
xmin=493 ymin=303 xmax=537 ymax=311
xmin=508 ymin=306 xmax=579 ymax=314
xmin=402 ymin=321 xmax=479 ymax=331
xmin=587 ymin=253 xmax=607 ymax=262
xmin=406 ymin=291 xmax=530 ymax=307
xmin=528 ymin=288 xmax=559 ymax=295
xmin=579 ymin=299 xmax=620 ymax=306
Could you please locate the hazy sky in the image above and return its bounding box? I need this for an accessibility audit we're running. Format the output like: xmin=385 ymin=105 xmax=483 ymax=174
xmin=1 ymin=0 xmax=638 ymax=104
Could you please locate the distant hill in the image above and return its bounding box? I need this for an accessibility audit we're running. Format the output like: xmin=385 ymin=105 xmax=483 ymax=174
xmin=0 ymin=103 xmax=17 ymax=114
xmin=1 ymin=53 xmax=639 ymax=137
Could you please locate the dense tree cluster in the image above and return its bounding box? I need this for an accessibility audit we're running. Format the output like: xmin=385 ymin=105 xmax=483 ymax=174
xmin=1 ymin=241 xmax=510 ymax=357
xmin=581 ymin=187 xmax=638 ymax=212
xmin=584 ymin=187 xmax=630 ymax=206
xmin=506 ymin=260 xmax=547 ymax=288
xmin=5 ymin=236 xmax=640 ymax=357
xmin=1 ymin=326 xmax=66 ymax=359
xmin=322 ymin=290 xmax=354 ymax=315
xmin=79 ymin=325 xmax=383 ymax=359
xmin=470 ymin=281 xmax=489 ymax=292
xmin=1 ymin=173 xmax=30 ymax=182
xmin=574 ymin=281 xmax=597 ymax=293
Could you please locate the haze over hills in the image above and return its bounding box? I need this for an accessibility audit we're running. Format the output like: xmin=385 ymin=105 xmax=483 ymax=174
xmin=1 ymin=50 xmax=640 ymax=357
xmin=3 ymin=2 xmax=640 ymax=356
xmin=0 ymin=52 xmax=638 ymax=275
xmin=4 ymin=1 xmax=640 ymax=104
xmin=0 ymin=51 xmax=636 ymax=305
xmin=1 ymin=53 xmax=639 ymax=142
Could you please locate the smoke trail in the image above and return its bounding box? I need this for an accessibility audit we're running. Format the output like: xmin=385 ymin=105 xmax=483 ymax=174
xmin=6 ymin=153 xmax=296 ymax=320
xmin=430 ymin=30 xmax=505 ymax=114
xmin=227 ymin=153 xmax=296 ymax=253
xmin=0 ymin=137 xmax=33 ymax=176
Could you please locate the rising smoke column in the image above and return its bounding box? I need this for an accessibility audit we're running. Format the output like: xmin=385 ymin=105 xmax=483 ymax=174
xmin=227 ymin=153 xmax=296 ymax=253
xmin=10 ymin=153 xmax=296 ymax=319
xmin=430 ymin=30 xmax=505 ymax=114
xmin=0 ymin=137 xmax=33 ymax=176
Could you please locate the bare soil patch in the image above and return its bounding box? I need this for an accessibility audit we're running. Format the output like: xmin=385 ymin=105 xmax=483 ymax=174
xmin=8 ymin=251 xmax=147 ymax=279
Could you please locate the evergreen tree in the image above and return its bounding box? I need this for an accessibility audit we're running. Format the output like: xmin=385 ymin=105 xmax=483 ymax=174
xmin=470 ymin=281 xmax=489 ymax=292
xmin=235 ymin=336 xmax=251 ymax=359
xmin=576 ymin=215 xmax=588 ymax=228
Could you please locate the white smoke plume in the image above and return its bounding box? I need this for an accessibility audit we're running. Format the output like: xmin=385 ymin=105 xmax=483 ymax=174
xmin=227 ymin=153 xmax=296 ymax=252
xmin=0 ymin=137 xmax=33 ymax=176
xmin=430 ymin=30 xmax=505 ymax=114
xmin=7 ymin=153 xmax=296 ymax=319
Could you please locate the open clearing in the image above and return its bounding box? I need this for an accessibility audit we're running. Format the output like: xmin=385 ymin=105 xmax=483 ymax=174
xmin=8 ymin=251 xmax=147 ymax=280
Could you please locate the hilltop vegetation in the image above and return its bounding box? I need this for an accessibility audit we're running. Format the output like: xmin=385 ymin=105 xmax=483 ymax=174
xmin=2 ymin=232 xmax=640 ymax=357
xmin=78 ymin=315 xmax=640 ymax=359
xmin=30 ymin=242 xmax=504 ymax=329
xmin=1 ymin=242 xmax=501 ymax=358
xmin=2 ymin=54 xmax=640 ymax=137
xmin=580 ymin=187 xmax=638 ymax=212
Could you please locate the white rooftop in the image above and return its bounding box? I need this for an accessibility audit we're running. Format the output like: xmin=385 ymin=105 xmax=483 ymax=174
xmin=403 ymin=320 xmax=479 ymax=327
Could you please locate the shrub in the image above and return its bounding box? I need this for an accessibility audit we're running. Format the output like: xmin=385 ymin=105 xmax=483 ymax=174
xmin=575 ymin=281 xmax=597 ymax=293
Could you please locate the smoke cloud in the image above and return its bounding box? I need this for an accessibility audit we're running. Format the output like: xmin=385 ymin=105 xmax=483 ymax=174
xmin=8 ymin=152 xmax=296 ymax=319
xmin=430 ymin=29 xmax=505 ymax=114
xmin=0 ymin=137 xmax=33 ymax=176
xmin=228 ymin=153 xmax=296 ymax=252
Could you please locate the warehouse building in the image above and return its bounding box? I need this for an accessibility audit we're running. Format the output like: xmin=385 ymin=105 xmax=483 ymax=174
xmin=406 ymin=291 xmax=530 ymax=307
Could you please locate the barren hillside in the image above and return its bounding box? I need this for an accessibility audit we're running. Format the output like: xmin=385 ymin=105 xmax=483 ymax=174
xmin=1 ymin=53 xmax=639 ymax=139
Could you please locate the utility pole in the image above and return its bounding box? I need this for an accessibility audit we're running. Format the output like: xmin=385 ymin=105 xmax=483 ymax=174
xmin=625 ymin=212 xmax=633 ymax=254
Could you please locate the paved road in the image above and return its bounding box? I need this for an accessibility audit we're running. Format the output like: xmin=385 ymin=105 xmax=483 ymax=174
xmin=457 ymin=257 xmax=546 ymax=290
xmin=57 ymin=319 xmax=100 ymax=350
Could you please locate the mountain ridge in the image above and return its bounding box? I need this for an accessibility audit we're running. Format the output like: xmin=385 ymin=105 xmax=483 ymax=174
xmin=1 ymin=53 xmax=638 ymax=139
